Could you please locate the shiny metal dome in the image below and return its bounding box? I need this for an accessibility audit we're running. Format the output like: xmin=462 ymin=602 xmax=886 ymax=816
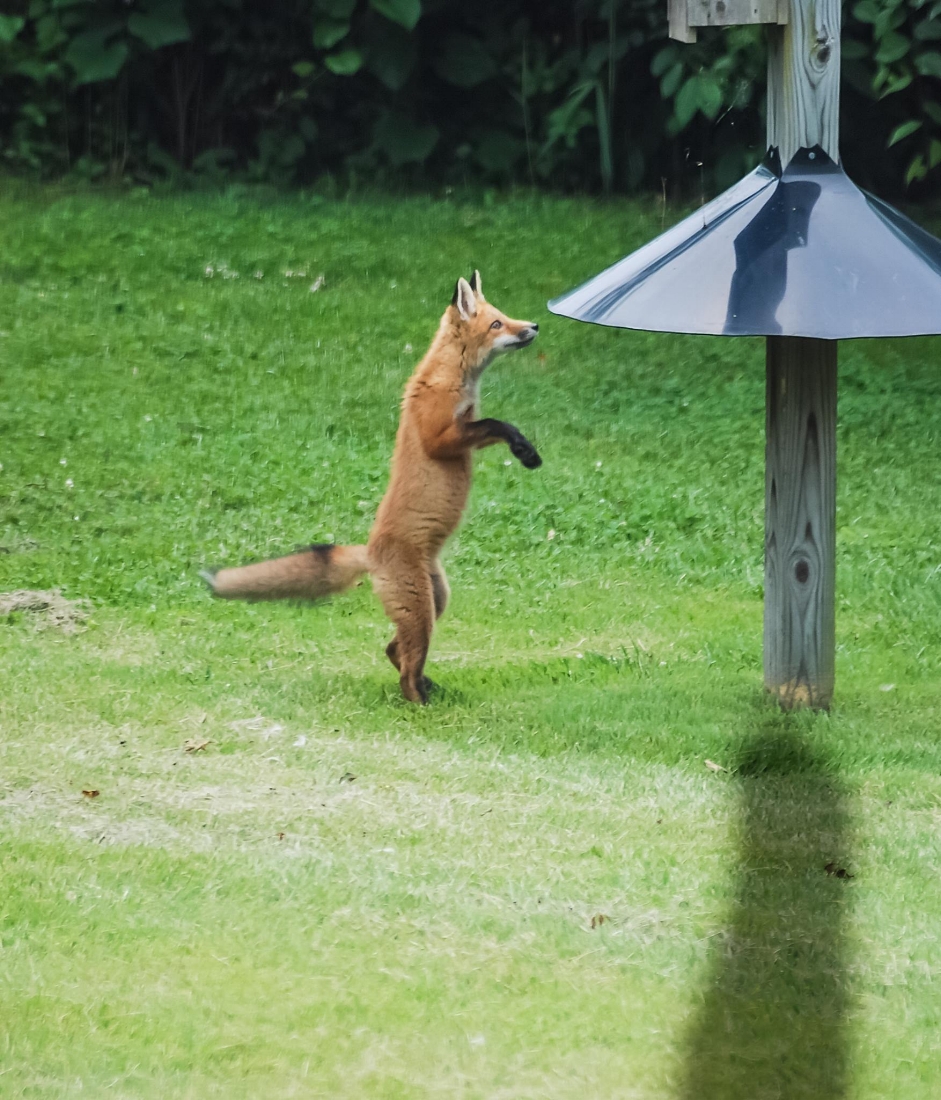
xmin=548 ymin=147 xmax=941 ymax=340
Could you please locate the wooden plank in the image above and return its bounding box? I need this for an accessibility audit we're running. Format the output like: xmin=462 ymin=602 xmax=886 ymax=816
xmin=688 ymin=0 xmax=786 ymax=27
xmin=764 ymin=337 xmax=837 ymax=709
xmin=668 ymin=0 xmax=697 ymax=42
xmin=766 ymin=0 xmax=841 ymax=166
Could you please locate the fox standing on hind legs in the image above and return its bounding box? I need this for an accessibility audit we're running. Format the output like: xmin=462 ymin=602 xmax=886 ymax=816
xmin=204 ymin=271 xmax=541 ymax=704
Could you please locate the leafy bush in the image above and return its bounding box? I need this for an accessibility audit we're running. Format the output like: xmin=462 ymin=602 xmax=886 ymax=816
xmin=0 ymin=0 xmax=938 ymax=196
xmin=843 ymin=0 xmax=941 ymax=189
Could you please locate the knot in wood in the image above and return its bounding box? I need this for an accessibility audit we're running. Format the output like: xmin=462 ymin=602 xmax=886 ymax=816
xmin=812 ymin=30 xmax=834 ymax=68
xmin=795 ymin=559 xmax=810 ymax=584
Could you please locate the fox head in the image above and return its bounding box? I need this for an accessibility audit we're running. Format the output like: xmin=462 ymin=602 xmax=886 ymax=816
xmin=448 ymin=270 xmax=538 ymax=373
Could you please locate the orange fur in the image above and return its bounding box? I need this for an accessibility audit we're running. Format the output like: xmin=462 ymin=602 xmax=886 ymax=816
xmin=203 ymin=271 xmax=540 ymax=703
xmin=207 ymin=544 xmax=368 ymax=601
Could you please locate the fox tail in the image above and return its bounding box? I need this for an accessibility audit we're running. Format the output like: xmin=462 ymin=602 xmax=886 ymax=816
xmin=201 ymin=543 xmax=369 ymax=601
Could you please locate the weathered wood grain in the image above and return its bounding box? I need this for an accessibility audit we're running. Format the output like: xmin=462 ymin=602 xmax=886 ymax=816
xmin=687 ymin=0 xmax=786 ymax=27
xmin=766 ymin=0 xmax=841 ymax=166
xmin=670 ymin=0 xmax=788 ymax=40
xmin=669 ymin=0 xmax=698 ymax=42
xmin=764 ymin=337 xmax=837 ymax=709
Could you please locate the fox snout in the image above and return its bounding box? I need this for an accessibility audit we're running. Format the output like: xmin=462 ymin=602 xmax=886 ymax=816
xmin=495 ymin=321 xmax=538 ymax=353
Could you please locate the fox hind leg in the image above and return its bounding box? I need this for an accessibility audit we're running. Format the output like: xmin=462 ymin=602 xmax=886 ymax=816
xmin=384 ymin=562 xmax=446 ymax=692
xmin=430 ymin=560 xmax=449 ymax=620
xmin=393 ymin=587 xmax=434 ymax=704
xmin=374 ymin=557 xmax=436 ymax=704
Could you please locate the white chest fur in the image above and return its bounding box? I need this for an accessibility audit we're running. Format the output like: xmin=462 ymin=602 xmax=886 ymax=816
xmin=454 ymin=375 xmax=481 ymax=421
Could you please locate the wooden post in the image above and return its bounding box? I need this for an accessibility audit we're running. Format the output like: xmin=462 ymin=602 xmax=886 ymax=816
xmin=766 ymin=0 xmax=841 ymax=168
xmin=763 ymin=0 xmax=840 ymax=709
xmin=764 ymin=338 xmax=836 ymax=708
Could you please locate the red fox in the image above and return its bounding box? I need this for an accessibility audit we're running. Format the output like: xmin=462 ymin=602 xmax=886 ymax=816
xmin=202 ymin=271 xmax=541 ymax=703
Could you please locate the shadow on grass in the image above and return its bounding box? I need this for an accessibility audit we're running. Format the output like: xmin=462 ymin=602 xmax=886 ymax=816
xmin=680 ymin=716 xmax=852 ymax=1100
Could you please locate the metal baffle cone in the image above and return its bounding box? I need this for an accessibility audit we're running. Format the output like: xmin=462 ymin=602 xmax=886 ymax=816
xmin=548 ymin=147 xmax=941 ymax=340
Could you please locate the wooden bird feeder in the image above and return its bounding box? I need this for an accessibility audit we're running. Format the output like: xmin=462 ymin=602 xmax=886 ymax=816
xmin=549 ymin=0 xmax=941 ymax=710
xmin=668 ymin=0 xmax=787 ymax=43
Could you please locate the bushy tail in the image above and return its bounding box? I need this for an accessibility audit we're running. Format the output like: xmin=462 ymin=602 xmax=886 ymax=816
xmin=201 ymin=543 xmax=369 ymax=602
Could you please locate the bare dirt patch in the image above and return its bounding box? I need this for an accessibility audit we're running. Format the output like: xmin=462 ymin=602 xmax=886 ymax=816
xmin=0 ymin=589 xmax=92 ymax=633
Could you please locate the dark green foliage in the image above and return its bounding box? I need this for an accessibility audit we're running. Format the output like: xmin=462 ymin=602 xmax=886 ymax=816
xmin=0 ymin=0 xmax=939 ymax=195
xmin=843 ymin=0 xmax=941 ymax=190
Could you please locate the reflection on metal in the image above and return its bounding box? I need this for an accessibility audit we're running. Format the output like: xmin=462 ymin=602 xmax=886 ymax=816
xmin=548 ymin=147 xmax=941 ymax=340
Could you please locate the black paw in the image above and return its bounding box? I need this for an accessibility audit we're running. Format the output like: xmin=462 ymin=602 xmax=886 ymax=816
xmin=510 ymin=438 xmax=542 ymax=469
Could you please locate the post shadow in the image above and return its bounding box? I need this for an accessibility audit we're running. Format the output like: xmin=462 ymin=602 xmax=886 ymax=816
xmin=680 ymin=717 xmax=851 ymax=1099
xmin=724 ymin=173 xmax=821 ymax=336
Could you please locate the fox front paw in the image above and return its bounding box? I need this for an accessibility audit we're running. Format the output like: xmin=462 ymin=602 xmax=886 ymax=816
xmin=510 ymin=437 xmax=542 ymax=469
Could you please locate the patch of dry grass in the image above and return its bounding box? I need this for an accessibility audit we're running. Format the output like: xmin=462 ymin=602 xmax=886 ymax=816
xmin=0 ymin=588 xmax=91 ymax=632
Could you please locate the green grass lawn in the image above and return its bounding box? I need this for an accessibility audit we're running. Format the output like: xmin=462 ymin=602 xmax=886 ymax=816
xmin=1 ymin=180 xmax=941 ymax=1098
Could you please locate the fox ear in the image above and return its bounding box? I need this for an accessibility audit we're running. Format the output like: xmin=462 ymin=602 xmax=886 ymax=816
xmin=451 ymin=276 xmax=477 ymax=320
xmin=469 ymin=269 xmax=484 ymax=300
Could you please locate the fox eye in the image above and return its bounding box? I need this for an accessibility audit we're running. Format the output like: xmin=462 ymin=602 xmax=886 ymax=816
xmin=490 ymin=320 xmax=503 ymax=330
